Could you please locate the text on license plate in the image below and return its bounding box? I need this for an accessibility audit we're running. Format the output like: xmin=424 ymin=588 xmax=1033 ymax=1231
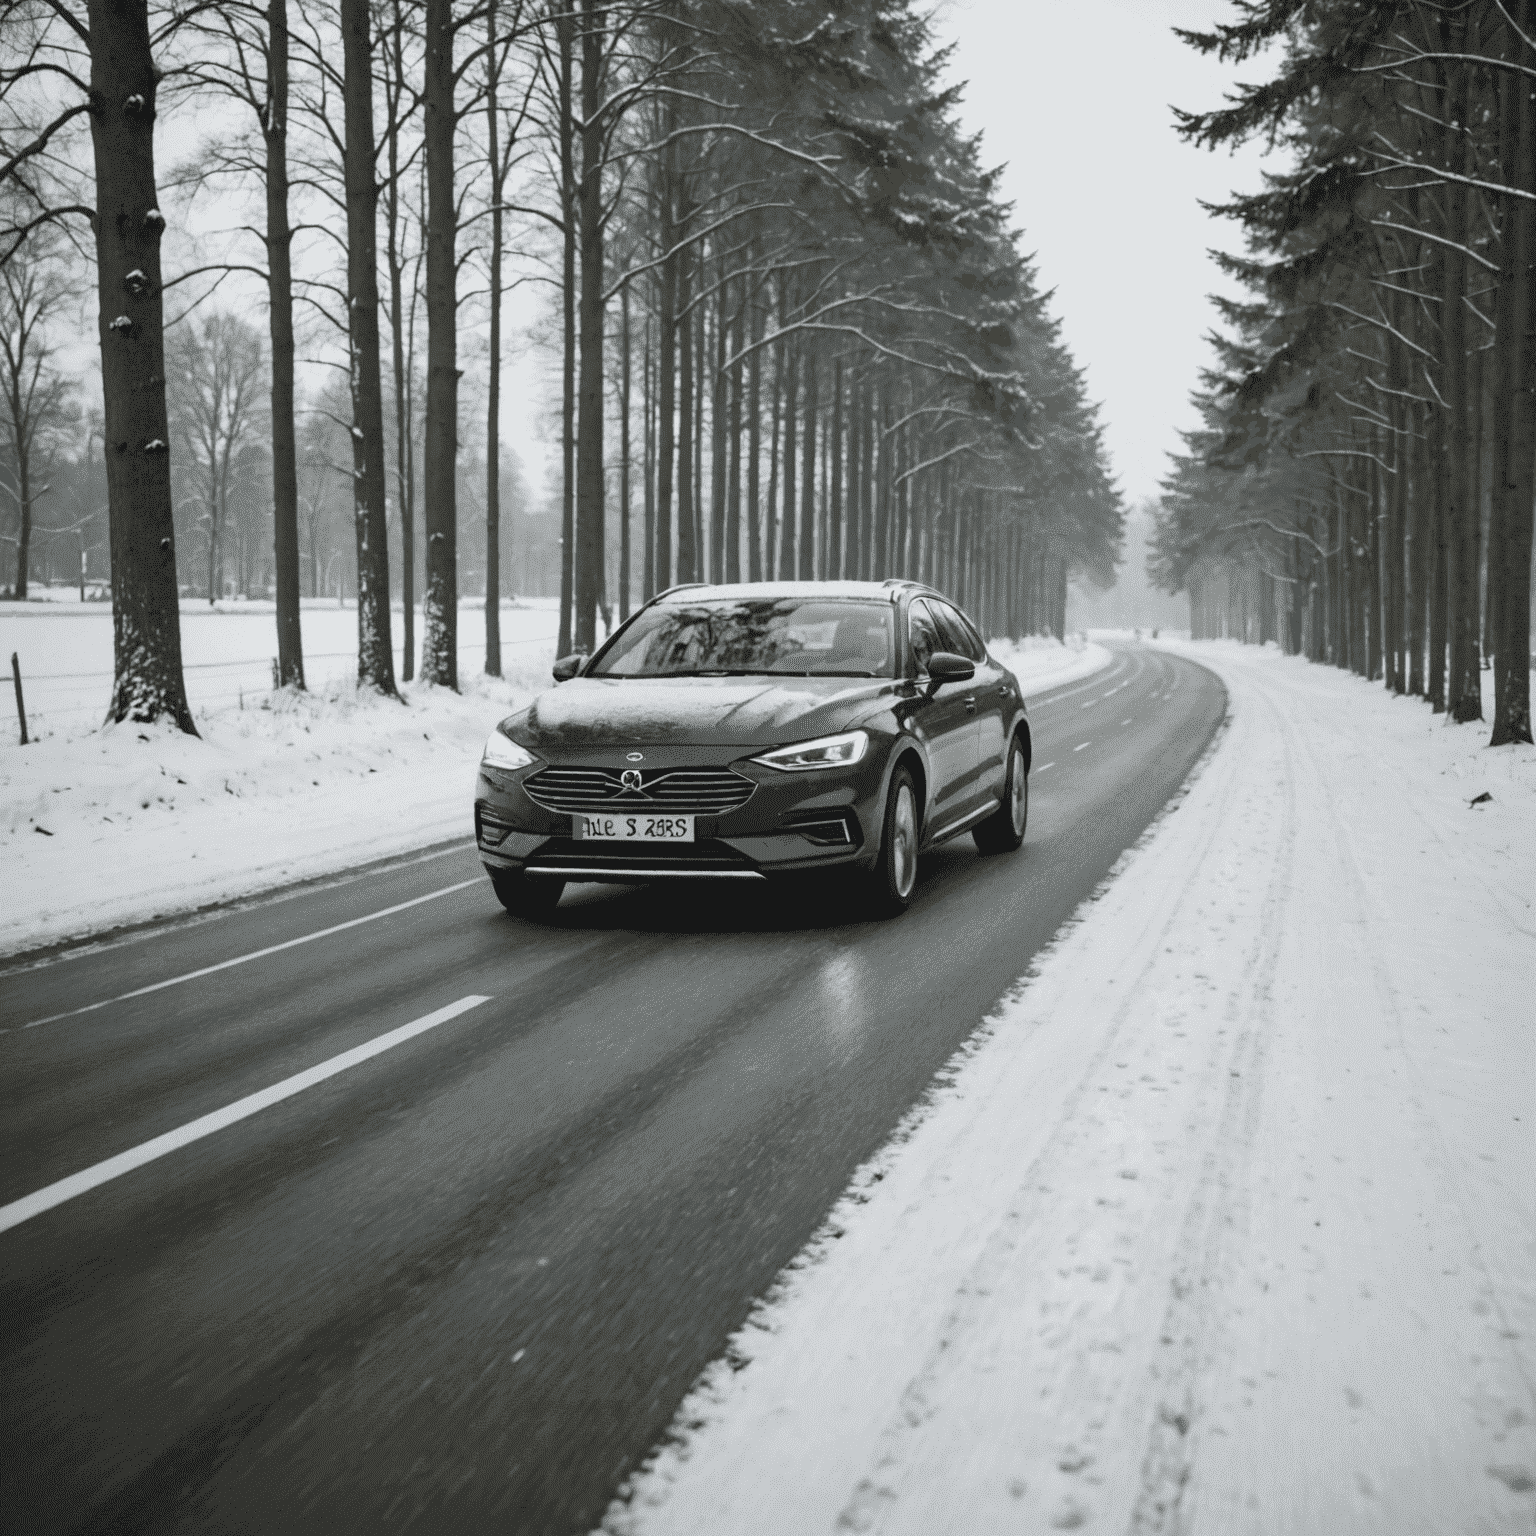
xmin=574 ymin=813 xmax=694 ymax=842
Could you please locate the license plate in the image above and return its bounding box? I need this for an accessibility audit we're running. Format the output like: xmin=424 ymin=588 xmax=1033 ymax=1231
xmin=573 ymin=812 xmax=694 ymax=842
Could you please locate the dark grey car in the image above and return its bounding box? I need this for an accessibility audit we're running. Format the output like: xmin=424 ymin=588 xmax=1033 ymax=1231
xmin=474 ymin=579 xmax=1031 ymax=918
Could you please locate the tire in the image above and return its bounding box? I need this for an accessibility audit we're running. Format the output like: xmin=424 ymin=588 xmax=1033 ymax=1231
xmin=973 ymin=734 xmax=1028 ymax=854
xmin=489 ymin=869 xmax=565 ymax=920
xmin=860 ymin=764 xmax=921 ymax=917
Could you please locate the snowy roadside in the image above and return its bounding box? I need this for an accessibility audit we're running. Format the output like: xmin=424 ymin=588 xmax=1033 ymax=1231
xmin=0 ymin=670 xmax=546 ymax=959
xmin=0 ymin=626 xmax=1106 ymax=959
xmin=601 ymin=642 xmax=1536 ymax=1536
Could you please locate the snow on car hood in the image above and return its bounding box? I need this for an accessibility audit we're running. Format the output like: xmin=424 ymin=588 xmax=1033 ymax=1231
xmin=507 ymin=674 xmax=892 ymax=750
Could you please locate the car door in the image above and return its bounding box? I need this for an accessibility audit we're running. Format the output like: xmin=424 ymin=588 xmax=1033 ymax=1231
xmin=933 ymin=599 xmax=1008 ymax=805
xmin=907 ymin=598 xmax=977 ymax=833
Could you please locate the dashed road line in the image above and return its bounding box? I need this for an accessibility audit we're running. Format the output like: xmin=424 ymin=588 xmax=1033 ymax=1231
xmin=0 ymin=995 xmax=492 ymax=1235
xmin=1074 ymin=741 xmax=1092 ymax=752
xmin=15 ymin=879 xmax=484 ymax=1032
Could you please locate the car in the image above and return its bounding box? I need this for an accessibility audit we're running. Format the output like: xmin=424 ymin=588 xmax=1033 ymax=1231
xmin=473 ymin=579 xmax=1032 ymax=919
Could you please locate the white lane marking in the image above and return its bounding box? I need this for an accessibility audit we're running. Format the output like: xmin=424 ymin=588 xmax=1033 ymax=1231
xmin=1073 ymin=741 xmax=1092 ymax=752
xmin=19 ymin=880 xmax=483 ymax=1031
xmin=1122 ymin=717 xmax=1133 ymax=726
xmin=0 ymin=995 xmax=491 ymax=1235
xmin=1080 ymin=700 xmax=1096 ymax=709
xmin=1035 ymin=762 xmax=1054 ymax=774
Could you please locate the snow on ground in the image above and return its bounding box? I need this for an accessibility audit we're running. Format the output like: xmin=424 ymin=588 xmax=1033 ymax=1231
xmin=0 ymin=595 xmax=559 ymax=731
xmin=990 ymin=633 xmax=1112 ymax=695
xmin=601 ymin=642 xmax=1536 ymax=1536
xmin=0 ymin=603 xmax=557 ymax=957
xmin=0 ymin=604 xmax=1105 ymax=958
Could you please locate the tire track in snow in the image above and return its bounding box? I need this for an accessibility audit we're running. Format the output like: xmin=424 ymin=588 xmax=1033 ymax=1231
xmin=1125 ymin=680 xmax=1299 ymax=1535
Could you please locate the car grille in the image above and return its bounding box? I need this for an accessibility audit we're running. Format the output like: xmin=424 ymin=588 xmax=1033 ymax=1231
xmin=523 ymin=765 xmax=755 ymax=815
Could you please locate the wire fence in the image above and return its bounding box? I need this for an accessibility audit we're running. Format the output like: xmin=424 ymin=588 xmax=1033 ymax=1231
xmin=6 ymin=629 xmax=559 ymax=726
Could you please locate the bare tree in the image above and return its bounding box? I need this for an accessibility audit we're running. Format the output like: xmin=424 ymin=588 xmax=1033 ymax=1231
xmin=166 ymin=310 xmax=267 ymax=603
xmin=0 ymin=229 xmax=73 ymax=597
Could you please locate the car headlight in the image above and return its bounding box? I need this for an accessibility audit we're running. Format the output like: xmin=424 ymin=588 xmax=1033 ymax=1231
xmin=752 ymin=729 xmax=869 ymax=772
xmin=482 ymin=729 xmax=538 ymax=772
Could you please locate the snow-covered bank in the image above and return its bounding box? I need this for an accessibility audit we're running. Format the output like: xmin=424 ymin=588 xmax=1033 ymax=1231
xmin=602 ymin=642 xmax=1536 ymax=1536
xmin=0 ymin=670 xmax=546 ymax=958
xmin=990 ymin=633 xmax=1113 ymax=694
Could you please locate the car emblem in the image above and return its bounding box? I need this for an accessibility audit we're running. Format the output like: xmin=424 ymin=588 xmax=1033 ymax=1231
xmin=625 ymin=751 xmax=644 ymax=762
xmin=620 ymin=769 xmax=644 ymax=792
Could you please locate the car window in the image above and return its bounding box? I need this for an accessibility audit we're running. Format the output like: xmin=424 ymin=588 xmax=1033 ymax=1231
xmin=588 ymin=598 xmax=895 ymax=677
xmin=907 ymin=600 xmax=942 ymax=674
xmin=932 ymin=600 xmax=986 ymax=662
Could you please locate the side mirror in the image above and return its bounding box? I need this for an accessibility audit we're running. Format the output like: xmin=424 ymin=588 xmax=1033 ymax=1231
xmin=926 ymin=650 xmax=974 ymax=692
xmin=552 ymin=652 xmax=587 ymax=683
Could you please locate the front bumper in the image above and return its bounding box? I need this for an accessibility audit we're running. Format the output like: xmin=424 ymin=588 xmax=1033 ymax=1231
xmin=474 ymin=745 xmax=886 ymax=882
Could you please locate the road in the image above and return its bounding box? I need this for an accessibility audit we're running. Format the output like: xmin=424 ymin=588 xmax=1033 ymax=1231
xmin=0 ymin=643 xmax=1225 ymax=1536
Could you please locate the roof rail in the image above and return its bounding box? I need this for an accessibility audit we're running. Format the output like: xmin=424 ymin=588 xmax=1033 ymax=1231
xmin=654 ymin=582 xmax=709 ymax=599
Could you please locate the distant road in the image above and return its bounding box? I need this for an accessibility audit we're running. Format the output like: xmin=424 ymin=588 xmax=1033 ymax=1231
xmin=0 ymin=642 xmax=1224 ymax=1536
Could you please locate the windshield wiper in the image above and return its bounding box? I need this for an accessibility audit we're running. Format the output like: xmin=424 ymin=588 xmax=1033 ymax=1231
xmin=653 ymin=668 xmax=764 ymax=677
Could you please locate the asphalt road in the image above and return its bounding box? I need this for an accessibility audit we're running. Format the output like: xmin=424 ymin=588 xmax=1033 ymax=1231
xmin=0 ymin=643 xmax=1225 ymax=1536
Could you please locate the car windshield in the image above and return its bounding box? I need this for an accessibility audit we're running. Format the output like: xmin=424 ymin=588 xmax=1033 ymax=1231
xmin=588 ymin=598 xmax=896 ymax=678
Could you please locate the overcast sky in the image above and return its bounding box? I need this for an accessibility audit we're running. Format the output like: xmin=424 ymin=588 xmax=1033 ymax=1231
xmin=931 ymin=0 xmax=1276 ymax=505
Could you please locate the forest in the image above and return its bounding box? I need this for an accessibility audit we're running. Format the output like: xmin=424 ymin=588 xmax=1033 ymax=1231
xmin=0 ymin=0 xmax=1122 ymax=734
xmin=1150 ymin=0 xmax=1536 ymax=748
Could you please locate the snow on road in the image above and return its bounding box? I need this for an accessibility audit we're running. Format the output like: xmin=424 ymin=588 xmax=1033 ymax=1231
xmin=602 ymin=642 xmax=1536 ymax=1536
xmin=0 ymin=600 xmax=1107 ymax=957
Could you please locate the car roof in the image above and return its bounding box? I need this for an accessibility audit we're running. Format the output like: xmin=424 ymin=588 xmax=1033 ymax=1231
xmin=652 ymin=580 xmax=940 ymax=604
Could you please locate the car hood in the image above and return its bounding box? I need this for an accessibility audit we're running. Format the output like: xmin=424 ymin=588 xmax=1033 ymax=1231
xmin=506 ymin=675 xmax=893 ymax=751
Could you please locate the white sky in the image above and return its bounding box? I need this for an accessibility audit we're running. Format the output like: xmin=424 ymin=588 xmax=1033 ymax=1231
xmin=932 ymin=0 xmax=1277 ymax=504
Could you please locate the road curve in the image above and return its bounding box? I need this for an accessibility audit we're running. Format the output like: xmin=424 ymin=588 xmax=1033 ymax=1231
xmin=0 ymin=643 xmax=1224 ymax=1536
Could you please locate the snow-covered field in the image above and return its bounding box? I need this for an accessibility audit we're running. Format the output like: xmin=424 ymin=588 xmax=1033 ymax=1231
xmin=601 ymin=642 xmax=1536 ymax=1536
xmin=0 ymin=606 xmax=1107 ymax=956
xmin=0 ymin=595 xmax=560 ymax=730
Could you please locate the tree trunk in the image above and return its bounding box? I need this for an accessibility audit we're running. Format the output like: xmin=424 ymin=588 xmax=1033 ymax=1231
xmin=1443 ymin=38 xmax=1481 ymax=719
xmin=265 ymin=0 xmax=304 ymax=688
xmin=556 ymin=7 xmax=575 ymax=652
xmin=340 ymin=0 xmax=397 ymax=695
xmin=709 ymin=256 xmax=727 ymax=584
xmin=676 ymin=222 xmax=695 ymax=583
xmin=829 ymin=358 xmax=843 ymax=579
xmin=421 ymin=0 xmax=458 ymax=687
xmin=573 ymin=0 xmax=606 ymax=651
xmin=643 ymin=316 xmax=655 ymax=601
xmin=798 ymin=347 xmax=816 ymax=579
xmin=88 ymin=0 xmax=196 ymax=730
xmin=778 ymin=339 xmax=797 ymax=578
xmin=726 ymin=273 xmax=742 ymax=583
xmin=746 ymin=281 xmax=761 ymax=582
xmin=1491 ymin=6 xmax=1535 ymax=745
xmin=619 ymin=283 xmax=632 ymax=620
xmin=386 ymin=0 xmax=413 ymax=680
xmin=484 ymin=0 xmax=504 ymax=675
xmin=656 ymin=227 xmax=675 ymax=592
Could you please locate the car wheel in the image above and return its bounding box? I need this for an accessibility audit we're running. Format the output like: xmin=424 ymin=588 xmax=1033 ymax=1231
xmin=973 ymin=735 xmax=1027 ymax=854
xmin=489 ymin=869 xmax=565 ymax=919
xmin=862 ymin=764 xmax=921 ymax=917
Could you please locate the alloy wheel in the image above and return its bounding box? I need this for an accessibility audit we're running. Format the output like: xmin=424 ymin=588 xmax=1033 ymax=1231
xmin=892 ymin=782 xmax=918 ymax=898
xmin=1009 ymin=745 xmax=1027 ymax=836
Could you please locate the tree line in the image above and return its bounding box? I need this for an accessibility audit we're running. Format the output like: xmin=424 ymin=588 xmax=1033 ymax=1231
xmin=1 ymin=0 xmax=1121 ymax=735
xmin=1150 ymin=0 xmax=1535 ymax=748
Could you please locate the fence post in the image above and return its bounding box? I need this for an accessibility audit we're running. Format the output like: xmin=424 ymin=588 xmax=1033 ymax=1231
xmin=11 ymin=653 xmax=28 ymax=746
